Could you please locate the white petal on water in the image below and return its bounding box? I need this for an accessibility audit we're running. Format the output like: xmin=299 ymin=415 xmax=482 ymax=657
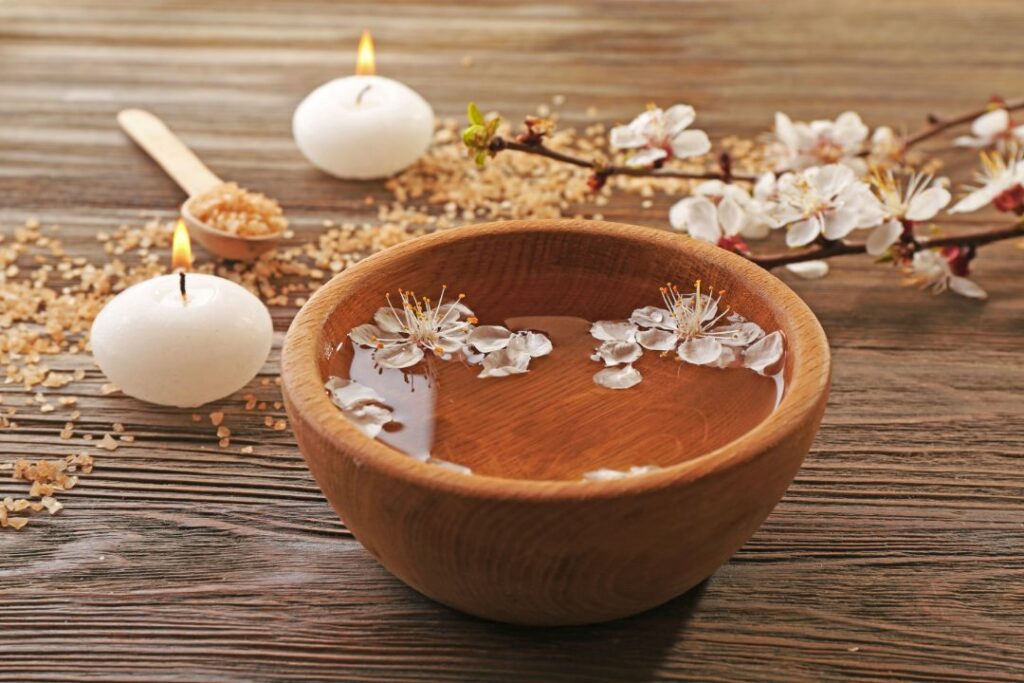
xmin=582 ymin=465 xmax=661 ymax=481
xmin=434 ymin=333 xmax=468 ymax=354
xmin=325 ymin=377 xmax=386 ymax=411
xmin=677 ymin=336 xmax=723 ymax=365
xmin=345 ymin=403 xmax=394 ymax=438
xmin=594 ymin=340 xmax=643 ymax=366
xmin=373 ymin=307 xmax=405 ymax=333
xmin=590 ymin=320 xmax=638 ymax=342
xmin=629 ymin=306 xmax=674 ymax=330
xmin=477 ymin=346 xmax=531 ymax=378
xmin=467 ymin=325 xmax=513 ymax=352
xmin=743 ymin=330 xmax=785 ymax=374
xmin=348 ymin=323 xmax=385 ymax=347
xmin=374 ymin=343 xmax=424 ymax=369
xmin=510 ymin=331 xmax=553 ymax=358
xmin=715 ymin=321 xmax=765 ymax=347
xmin=426 ymin=457 xmax=473 ymax=475
xmin=592 ymin=364 xmax=642 ymax=390
xmin=436 ymin=301 xmax=474 ymax=325
xmin=713 ymin=345 xmax=740 ymax=368
xmin=636 ymin=328 xmax=677 ymax=351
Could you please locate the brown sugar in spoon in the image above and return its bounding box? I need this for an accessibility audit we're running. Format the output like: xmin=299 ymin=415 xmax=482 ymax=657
xmin=117 ymin=109 xmax=283 ymax=261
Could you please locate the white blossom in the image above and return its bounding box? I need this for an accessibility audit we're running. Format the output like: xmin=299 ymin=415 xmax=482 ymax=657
xmin=865 ymin=171 xmax=951 ymax=256
xmin=669 ymin=178 xmax=777 ymax=243
xmin=902 ymin=249 xmax=987 ymax=300
xmin=770 ymin=164 xmax=884 ymax=247
xmin=589 ymin=281 xmax=785 ymax=388
xmin=948 ymin=149 xmax=1024 ymax=214
xmin=771 ymin=111 xmax=869 ymax=172
xmin=610 ymin=104 xmax=711 ymax=167
xmin=348 ymin=287 xmax=477 ymax=369
xmin=953 ymin=109 xmax=1024 ymax=149
xmin=592 ymin=364 xmax=642 ymax=390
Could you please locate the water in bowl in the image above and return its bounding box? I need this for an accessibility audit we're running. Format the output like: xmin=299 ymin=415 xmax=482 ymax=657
xmin=326 ymin=310 xmax=782 ymax=482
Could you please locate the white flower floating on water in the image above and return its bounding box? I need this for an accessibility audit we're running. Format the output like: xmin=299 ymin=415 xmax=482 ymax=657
xmin=609 ymin=104 xmax=712 ymax=168
xmin=953 ymin=108 xmax=1024 ymax=150
xmin=348 ymin=286 xmax=477 ymax=369
xmin=347 ymin=288 xmax=552 ymax=378
xmin=771 ymin=111 xmax=869 ymax=172
xmin=590 ymin=280 xmax=784 ymax=390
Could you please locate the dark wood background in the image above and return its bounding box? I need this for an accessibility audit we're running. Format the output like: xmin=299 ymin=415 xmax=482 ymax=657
xmin=2 ymin=1 xmax=1023 ymax=681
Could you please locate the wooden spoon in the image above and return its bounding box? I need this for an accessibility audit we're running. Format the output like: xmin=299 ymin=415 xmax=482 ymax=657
xmin=117 ymin=108 xmax=281 ymax=261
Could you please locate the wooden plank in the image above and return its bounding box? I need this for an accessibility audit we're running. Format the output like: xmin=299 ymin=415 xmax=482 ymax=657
xmin=2 ymin=0 xmax=1023 ymax=680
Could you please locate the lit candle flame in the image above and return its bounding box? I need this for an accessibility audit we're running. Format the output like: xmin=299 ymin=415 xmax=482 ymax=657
xmin=356 ymin=30 xmax=375 ymax=76
xmin=171 ymin=219 xmax=193 ymax=271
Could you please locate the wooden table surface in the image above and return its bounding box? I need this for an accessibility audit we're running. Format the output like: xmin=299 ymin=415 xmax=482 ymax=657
xmin=2 ymin=1 xmax=1023 ymax=681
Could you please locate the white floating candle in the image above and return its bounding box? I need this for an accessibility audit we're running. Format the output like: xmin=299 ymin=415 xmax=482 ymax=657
xmin=292 ymin=31 xmax=434 ymax=180
xmin=91 ymin=221 xmax=273 ymax=408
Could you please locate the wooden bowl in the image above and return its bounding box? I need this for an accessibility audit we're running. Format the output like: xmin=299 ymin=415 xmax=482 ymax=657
xmin=281 ymin=219 xmax=831 ymax=626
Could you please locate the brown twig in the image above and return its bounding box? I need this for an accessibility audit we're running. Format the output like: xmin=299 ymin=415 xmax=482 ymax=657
xmin=859 ymin=97 xmax=1024 ymax=156
xmin=490 ymin=138 xmax=760 ymax=182
xmin=748 ymin=221 xmax=1024 ymax=270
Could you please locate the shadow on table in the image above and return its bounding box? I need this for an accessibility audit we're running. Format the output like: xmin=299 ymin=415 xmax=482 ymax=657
xmin=430 ymin=580 xmax=708 ymax=682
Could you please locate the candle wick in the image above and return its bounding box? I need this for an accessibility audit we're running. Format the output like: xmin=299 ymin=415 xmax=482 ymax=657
xmin=355 ymin=84 xmax=372 ymax=106
xmin=179 ymin=271 xmax=187 ymax=301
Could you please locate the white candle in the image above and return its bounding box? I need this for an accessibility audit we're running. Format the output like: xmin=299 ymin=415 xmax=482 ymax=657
xmin=292 ymin=31 xmax=434 ymax=180
xmin=91 ymin=222 xmax=273 ymax=408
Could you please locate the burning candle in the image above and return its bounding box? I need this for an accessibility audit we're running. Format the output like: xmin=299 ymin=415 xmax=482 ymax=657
xmin=91 ymin=221 xmax=273 ymax=408
xmin=292 ymin=30 xmax=434 ymax=179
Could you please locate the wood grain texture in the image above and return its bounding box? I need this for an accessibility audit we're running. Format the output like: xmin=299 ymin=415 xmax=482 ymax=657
xmin=2 ymin=0 xmax=1023 ymax=679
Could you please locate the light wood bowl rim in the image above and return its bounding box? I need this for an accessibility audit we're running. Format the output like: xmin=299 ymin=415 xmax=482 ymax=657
xmin=281 ymin=219 xmax=830 ymax=501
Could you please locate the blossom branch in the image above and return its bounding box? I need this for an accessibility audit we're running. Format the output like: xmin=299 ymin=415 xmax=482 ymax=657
xmin=462 ymin=98 xmax=1024 ymax=298
xmin=899 ymin=97 xmax=1024 ymax=151
xmin=489 ymin=136 xmax=760 ymax=183
xmin=748 ymin=220 xmax=1024 ymax=270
